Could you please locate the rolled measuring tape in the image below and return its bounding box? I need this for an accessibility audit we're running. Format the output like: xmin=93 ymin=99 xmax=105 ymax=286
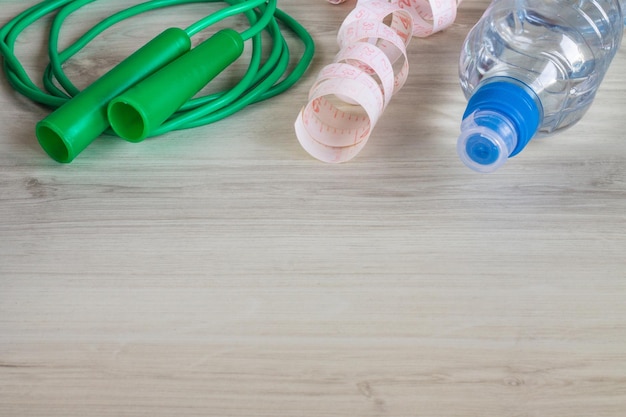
xmin=298 ymin=0 xmax=462 ymax=163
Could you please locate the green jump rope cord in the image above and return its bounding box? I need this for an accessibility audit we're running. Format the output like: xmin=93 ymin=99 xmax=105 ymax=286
xmin=0 ymin=0 xmax=315 ymax=137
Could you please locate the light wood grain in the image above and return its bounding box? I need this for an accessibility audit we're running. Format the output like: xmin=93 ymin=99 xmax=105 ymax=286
xmin=1 ymin=1 xmax=625 ymax=416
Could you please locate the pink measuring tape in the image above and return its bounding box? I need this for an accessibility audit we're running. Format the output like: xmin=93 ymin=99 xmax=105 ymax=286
xmin=296 ymin=0 xmax=462 ymax=163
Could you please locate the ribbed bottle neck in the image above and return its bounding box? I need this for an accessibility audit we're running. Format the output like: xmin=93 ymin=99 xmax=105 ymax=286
xmin=463 ymin=77 xmax=542 ymax=157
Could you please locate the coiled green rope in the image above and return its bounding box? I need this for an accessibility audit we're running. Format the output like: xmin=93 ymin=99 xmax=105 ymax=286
xmin=0 ymin=0 xmax=315 ymax=137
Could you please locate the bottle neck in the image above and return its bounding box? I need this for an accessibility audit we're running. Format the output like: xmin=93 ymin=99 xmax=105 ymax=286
xmin=463 ymin=77 xmax=542 ymax=157
xmin=458 ymin=78 xmax=542 ymax=172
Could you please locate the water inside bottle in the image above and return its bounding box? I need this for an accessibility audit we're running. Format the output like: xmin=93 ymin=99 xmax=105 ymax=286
xmin=460 ymin=0 xmax=623 ymax=135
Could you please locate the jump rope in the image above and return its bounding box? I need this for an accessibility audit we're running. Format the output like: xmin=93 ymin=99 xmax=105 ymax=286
xmin=0 ymin=0 xmax=314 ymax=162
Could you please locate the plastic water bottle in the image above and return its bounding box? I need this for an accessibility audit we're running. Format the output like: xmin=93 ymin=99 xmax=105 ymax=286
xmin=457 ymin=0 xmax=625 ymax=173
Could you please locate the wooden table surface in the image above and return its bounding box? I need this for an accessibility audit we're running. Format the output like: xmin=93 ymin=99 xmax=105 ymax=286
xmin=1 ymin=1 xmax=625 ymax=416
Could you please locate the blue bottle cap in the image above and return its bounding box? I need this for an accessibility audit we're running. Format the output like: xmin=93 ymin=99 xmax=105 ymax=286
xmin=457 ymin=109 xmax=518 ymax=173
xmin=463 ymin=78 xmax=542 ymax=157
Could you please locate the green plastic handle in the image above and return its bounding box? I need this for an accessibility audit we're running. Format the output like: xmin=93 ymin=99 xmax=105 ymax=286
xmin=36 ymin=27 xmax=192 ymax=163
xmin=108 ymin=28 xmax=244 ymax=143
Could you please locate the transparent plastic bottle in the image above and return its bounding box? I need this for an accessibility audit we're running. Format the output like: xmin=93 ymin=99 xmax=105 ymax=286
xmin=457 ymin=0 xmax=625 ymax=173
